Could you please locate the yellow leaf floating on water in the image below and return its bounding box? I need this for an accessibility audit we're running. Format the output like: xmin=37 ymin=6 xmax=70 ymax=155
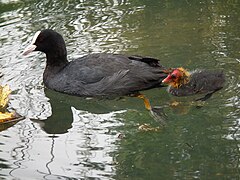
xmin=170 ymin=101 xmax=180 ymax=107
xmin=0 ymin=85 xmax=11 ymax=109
xmin=0 ymin=112 xmax=15 ymax=123
xmin=138 ymin=123 xmax=160 ymax=132
xmin=0 ymin=85 xmax=17 ymax=123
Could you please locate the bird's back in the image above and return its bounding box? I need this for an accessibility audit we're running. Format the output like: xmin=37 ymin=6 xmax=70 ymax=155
xmin=44 ymin=53 xmax=167 ymax=97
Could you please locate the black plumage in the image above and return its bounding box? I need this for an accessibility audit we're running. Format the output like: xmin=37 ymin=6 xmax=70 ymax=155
xmin=23 ymin=29 xmax=167 ymax=97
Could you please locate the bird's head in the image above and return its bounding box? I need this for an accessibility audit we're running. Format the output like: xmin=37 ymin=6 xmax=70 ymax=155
xmin=22 ymin=29 xmax=66 ymax=57
xmin=22 ymin=29 xmax=68 ymax=66
xmin=162 ymin=67 xmax=190 ymax=88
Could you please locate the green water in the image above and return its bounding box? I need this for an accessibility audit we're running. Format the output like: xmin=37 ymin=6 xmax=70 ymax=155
xmin=0 ymin=0 xmax=239 ymax=179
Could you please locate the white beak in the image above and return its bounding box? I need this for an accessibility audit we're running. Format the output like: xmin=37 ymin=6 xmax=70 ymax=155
xmin=22 ymin=44 xmax=37 ymax=55
xmin=22 ymin=31 xmax=41 ymax=56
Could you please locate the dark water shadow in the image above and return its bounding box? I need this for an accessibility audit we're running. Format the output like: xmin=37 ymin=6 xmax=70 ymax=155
xmin=31 ymin=89 xmax=129 ymax=134
xmin=31 ymin=88 xmax=171 ymax=134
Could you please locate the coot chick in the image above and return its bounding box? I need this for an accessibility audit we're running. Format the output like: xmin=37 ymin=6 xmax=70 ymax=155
xmin=23 ymin=29 xmax=167 ymax=97
xmin=162 ymin=67 xmax=225 ymax=100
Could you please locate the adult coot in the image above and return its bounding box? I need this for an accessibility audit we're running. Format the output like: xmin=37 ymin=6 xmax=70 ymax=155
xmin=162 ymin=67 xmax=225 ymax=100
xmin=23 ymin=29 xmax=167 ymax=97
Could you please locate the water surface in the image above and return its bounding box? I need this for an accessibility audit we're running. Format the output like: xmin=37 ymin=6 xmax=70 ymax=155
xmin=0 ymin=0 xmax=240 ymax=179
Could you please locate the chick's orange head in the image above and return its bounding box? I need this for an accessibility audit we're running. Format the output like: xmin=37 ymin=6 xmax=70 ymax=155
xmin=162 ymin=68 xmax=190 ymax=88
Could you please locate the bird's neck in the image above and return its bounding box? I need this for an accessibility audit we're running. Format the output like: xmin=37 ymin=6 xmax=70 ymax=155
xmin=47 ymin=53 xmax=68 ymax=64
xmin=45 ymin=49 xmax=69 ymax=68
xmin=42 ymin=39 xmax=69 ymax=86
xmin=43 ymin=53 xmax=69 ymax=83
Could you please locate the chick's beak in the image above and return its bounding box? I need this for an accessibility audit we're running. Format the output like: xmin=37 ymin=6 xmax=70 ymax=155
xmin=162 ymin=74 xmax=172 ymax=83
xmin=22 ymin=44 xmax=37 ymax=56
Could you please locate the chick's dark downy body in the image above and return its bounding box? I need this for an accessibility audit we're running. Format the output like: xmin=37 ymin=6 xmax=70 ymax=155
xmin=168 ymin=69 xmax=225 ymax=97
